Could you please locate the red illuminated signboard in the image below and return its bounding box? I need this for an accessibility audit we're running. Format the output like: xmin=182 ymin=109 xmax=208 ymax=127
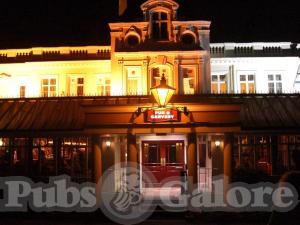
xmin=145 ymin=109 xmax=180 ymax=123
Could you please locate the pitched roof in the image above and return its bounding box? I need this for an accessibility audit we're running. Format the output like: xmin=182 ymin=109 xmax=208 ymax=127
xmin=0 ymin=99 xmax=85 ymax=131
xmin=0 ymin=94 xmax=300 ymax=133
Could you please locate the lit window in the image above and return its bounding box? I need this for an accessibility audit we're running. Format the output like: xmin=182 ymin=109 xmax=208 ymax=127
xmin=182 ymin=67 xmax=196 ymax=94
xmin=211 ymin=74 xmax=227 ymax=94
xmin=239 ymin=74 xmax=255 ymax=94
xmin=60 ymin=137 xmax=90 ymax=180
xmin=20 ymin=86 xmax=26 ymax=98
xmin=151 ymin=67 xmax=171 ymax=88
xmin=151 ymin=12 xmax=169 ymax=40
xmin=70 ymin=77 xmax=84 ymax=96
xmin=127 ymin=67 xmax=142 ymax=95
xmin=268 ymin=74 xmax=282 ymax=94
xmin=77 ymin=78 xmax=84 ymax=96
xmin=236 ymin=135 xmax=272 ymax=175
xmin=41 ymin=78 xmax=57 ymax=97
xmin=32 ymin=138 xmax=55 ymax=176
xmin=97 ymin=77 xmax=111 ymax=96
xmin=0 ymin=138 xmax=10 ymax=176
xmin=11 ymin=138 xmax=28 ymax=175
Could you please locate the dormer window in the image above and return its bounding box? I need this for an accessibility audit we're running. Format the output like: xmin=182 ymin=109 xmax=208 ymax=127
xmin=151 ymin=12 xmax=169 ymax=40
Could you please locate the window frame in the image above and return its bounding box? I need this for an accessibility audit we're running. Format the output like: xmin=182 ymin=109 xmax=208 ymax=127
xmin=41 ymin=77 xmax=57 ymax=97
xmin=19 ymin=85 xmax=26 ymax=98
xmin=97 ymin=75 xmax=111 ymax=96
xmin=70 ymin=76 xmax=85 ymax=96
xmin=267 ymin=74 xmax=282 ymax=94
xmin=238 ymin=73 xmax=256 ymax=94
xmin=150 ymin=65 xmax=172 ymax=89
xmin=151 ymin=11 xmax=170 ymax=40
xmin=126 ymin=66 xmax=142 ymax=95
xmin=181 ymin=65 xmax=197 ymax=95
xmin=211 ymin=73 xmax=228 ymax=94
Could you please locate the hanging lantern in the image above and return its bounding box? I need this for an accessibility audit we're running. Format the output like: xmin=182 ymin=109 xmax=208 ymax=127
xmin=150 ymin=73 xmax=175 ymax=108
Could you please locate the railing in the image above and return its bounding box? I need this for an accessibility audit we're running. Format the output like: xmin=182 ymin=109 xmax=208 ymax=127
xmin=0 ymin=46 xmax=111 ymax=63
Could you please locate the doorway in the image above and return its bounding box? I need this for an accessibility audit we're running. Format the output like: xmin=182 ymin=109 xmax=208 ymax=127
xmin=142 ymin=141 xmax=185 ymax=187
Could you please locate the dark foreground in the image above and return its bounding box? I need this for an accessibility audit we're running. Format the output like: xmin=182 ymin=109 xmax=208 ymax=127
xmin=0 ymin=211 xmax=269 ymax=225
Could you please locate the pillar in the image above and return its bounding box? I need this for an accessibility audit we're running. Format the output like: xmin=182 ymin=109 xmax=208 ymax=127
xmin=126 ymin=133 xmax=140 ymax=193
xmin=92 ymin=137 xmax=102 ymax=184
xmin=271 ymin=135 xmax=278 ymax=175
xmin=27 ymin=138 xmax=33 ymax=177
xmin=127 ymin=134 xmax=138 ymax=165
xmin=187 ymin=133 xmax=197 ymax=192
xmin=92 ymin=136 xmax=102 ymax=205
xmin=174 ymin=59 xmax=180 ymax=94
xmin=54 ymin=137 xmax=61 ymax=176
xmin=224 ymin=134 xmax=234 ymax=196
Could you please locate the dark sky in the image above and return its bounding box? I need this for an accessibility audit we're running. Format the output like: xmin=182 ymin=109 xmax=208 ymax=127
xmin=0 ymin=0 xmax=299 ymax=49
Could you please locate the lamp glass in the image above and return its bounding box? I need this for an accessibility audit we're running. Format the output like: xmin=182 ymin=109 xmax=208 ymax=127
xmin=150 ymin=74 xmax=175 ymax=107
xmin=151 ymin=88 xmax=175 ymax=107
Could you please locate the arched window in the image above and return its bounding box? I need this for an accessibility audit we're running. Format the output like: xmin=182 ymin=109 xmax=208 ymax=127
xmin=151 ymin=12 xmax=169 ymax=40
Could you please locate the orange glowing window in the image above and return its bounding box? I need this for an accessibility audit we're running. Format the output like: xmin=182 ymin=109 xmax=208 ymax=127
xmin=97 ymin=77 xmax=111 ymax=96
xmin=19 ymin=86 xmax=26 ymax=98
xmin=211 ymin=74 xmax=227 ymax=94
xmin=70 ymin=77 xmax=84 ymax=96
xmin=41 ymin=78 xmax=57 ymax=97
xmin=182 ymin=67 xmax=195 ymax=94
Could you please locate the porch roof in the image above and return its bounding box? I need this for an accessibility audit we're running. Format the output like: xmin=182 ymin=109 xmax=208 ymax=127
xmin=0 ymin=94 xmax=299 ymax=133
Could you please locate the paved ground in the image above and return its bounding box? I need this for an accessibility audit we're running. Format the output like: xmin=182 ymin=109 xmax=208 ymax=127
xmin=0 ymin=212 xmax=269 ymax=225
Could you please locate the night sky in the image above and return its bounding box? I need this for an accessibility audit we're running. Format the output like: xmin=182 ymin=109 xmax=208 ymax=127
xmin=0 ymin=0 xmax=299 ymax=49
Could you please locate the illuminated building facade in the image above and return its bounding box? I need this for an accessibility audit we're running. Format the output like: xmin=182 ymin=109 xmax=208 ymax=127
xmin=0 ymin=0 xmax=300 ymax=196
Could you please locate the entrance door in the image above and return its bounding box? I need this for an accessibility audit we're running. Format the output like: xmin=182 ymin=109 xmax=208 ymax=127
xmin=142 ymin=141 xmax=185 ymax=186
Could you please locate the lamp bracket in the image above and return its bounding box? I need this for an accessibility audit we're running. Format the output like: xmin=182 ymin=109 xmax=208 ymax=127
xmin=176 ymin=106 xmax=189 ymax=116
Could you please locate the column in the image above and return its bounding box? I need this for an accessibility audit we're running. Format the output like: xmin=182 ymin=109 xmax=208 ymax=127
xmin=271 ymin=135 xmax=278 ymax=175
xmin=126 ymin=133 xmax=140 ymax=193
xmin=92 ymin=136 xmax=102 ymax=205
xmin=174 ymin=59 xmax=180 ymax=94
xmin=27 ymin=138 xmax=33 ymax=177
xmin=127 ymin=134 xmax=138 ymax=165
xmin=187 ymin=133 xmax=197 ymax=193
xmin=142 ymin=60 xmax=149 ymax=95
xmin=229 ymin=65 xmax=235 ymax=93
xmin=224 ymin=134 xmax=234 ymax=196
xmin=54 ymin=137 xmax=61 ymax=176
xmin=92 ymin=136 xmax=102 ymax=184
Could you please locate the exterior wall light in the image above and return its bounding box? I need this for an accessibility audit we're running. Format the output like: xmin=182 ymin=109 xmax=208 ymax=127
xmin=215 ymin=140 xmax=221 ymax=147
xmin=150 ymin=73 xmax=176 ymax=108
xmin=105 ymin=140 xmax=111 ymax=147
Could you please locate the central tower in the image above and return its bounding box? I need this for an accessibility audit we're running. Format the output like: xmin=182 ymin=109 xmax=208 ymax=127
xmin=109 ymin=0 xmax=211 ymax=96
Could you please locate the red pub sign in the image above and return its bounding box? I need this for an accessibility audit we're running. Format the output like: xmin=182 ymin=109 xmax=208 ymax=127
xmin=145 ymin=108 xmax=180 ymax=123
